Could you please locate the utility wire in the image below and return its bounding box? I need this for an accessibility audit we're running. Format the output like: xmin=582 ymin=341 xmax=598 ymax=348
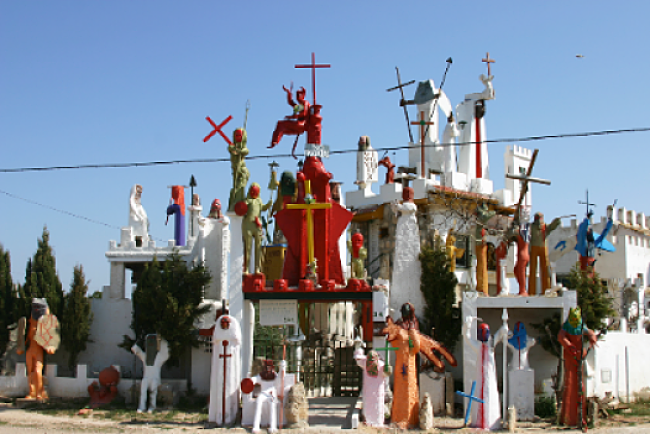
xmin=1 ymin=127 xmax=649 ymax=174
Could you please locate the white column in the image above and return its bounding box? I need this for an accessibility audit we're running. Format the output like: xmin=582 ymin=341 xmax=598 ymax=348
xmin=227 ymin=212 xmax=248 ymax=372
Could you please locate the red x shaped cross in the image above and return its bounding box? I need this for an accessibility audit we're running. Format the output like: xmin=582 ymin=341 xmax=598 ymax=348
xmin=203 ymin=115 xmax=233 ymax=145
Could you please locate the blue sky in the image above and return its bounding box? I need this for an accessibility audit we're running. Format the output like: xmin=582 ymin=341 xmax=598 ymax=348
xmin=1 ymin=1 xmax=649 ymax=293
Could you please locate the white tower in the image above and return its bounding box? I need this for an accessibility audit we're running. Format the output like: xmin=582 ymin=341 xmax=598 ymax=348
xmin=504 ymin=145 xmax=533 ymax=208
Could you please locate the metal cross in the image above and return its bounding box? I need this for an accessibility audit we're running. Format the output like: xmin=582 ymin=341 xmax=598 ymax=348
xmin=386 ymin=67 xmax=415 ymax=143
xmin=219 ymin=340 xmax=232 ymax=426
xmin=295 ymin=52 xmax=330 ymax=106
xmin=578 ymin=189 xmax=597 ymax=218
xmin=411 ymin=111 xmax=435 ymax=178
xmin=203 ymin=115 xmax=233 ymax=145
xmin=482 ymin=52 xmax=495 ymax=76
xmin=456 ymin=380 xmax=484 ymax=426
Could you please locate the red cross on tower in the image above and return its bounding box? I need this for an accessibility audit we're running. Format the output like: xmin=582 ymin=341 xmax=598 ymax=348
xmin=295 ymin=52 xmax=330 ymax=105
xmin=411 ymin=111 xmax=435 ymax=178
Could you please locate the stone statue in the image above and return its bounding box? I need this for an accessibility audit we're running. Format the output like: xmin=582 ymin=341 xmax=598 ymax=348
xmin=16 ymin=299 xmax=60 ymax=400
xmin=241 ymin=359 xmax=287 ymax=434
xmin=283 ymin=382 xmax=309 ymax=428
xmin=354 ymin=349 xmax=392 ymax=427
xmin=475 ymin=204 xmax=496 ymax=295
xmin=228 ymin=128 xmax=250 ymax=212
xmin=131 ymin=337 xmax=170 ymax=413
xmin=208 ymin=315 xmax=242 ymax=426
xmin=347 ymin=231 xmax=367 ymax=280
xmin=129 ymin=184 xmax=149 ymax=246
xmin=236 ymin=183 xmax=273 ymax=274
xmin=419 ymin=393 xmax=434 ymax=430
xmin=529 ymin=212 xmax=561 ymax=295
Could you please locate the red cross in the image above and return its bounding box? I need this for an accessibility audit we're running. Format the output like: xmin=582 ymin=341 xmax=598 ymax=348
xmin=295 ymin=52 xmax=330 ymax=106
xmin=219 ymin=340 xmax=232 ymax=426
xmin=411 ymin=111 xmax=435 ymax=177
xmin=203 ymin=115 xmax=233 ymax=145
xmin=482 ymin=52 xmax=495 ymax=76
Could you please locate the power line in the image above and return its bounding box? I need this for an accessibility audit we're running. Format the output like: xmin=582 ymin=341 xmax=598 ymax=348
xmin=1 ymin=126 xmax=649 ymax=174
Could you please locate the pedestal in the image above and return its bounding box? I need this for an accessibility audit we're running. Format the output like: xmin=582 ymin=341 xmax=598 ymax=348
xmin=420 ymin=371 xmax=451 ymax=415
xmin=508 ymin=369 xmax=535 ymax=421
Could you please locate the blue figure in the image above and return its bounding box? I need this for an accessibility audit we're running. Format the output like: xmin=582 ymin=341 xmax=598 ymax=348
xmin=575 ymin=210 xmax=614 ymax=272
xmin=166 ymin=186 xmax=186 ymax=247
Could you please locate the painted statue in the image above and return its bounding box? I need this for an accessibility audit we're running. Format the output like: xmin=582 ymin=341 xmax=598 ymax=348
xmin=511 ymin=206 xmax=531 ymax=296
xmin=475 ymin=204 xmax=496 ymax=295
xmin=187 ymin=193 xmax=203 ymax=239
xmin=131 ymin=337 xmax=170 ymax=413
xmin=354 ymin=349 xmax=392 ymax=427
xmin=270 ymin=85 xmax=310 ymax=149
xmin=463 ymin=316 xmax=507 ymax=430
xmin=506 ymin=322 xmax=537 ymax=371
xmin=228 ymin=128 xmax=250 ymax=212
xmin=576 ymin=208 xmax=614 ymax=274
xmin=208 ymin=314 xmax=242 ymax=426
xmin=88 ymin=366 xmax=120 ymax=408
xmin=441 ymin=113 xmax=459 ymax=174
xmin=236 ymin=183 xmax=273 ymax=274
xmin=529 ymin=212 xmax=561 ymax=295
xmin=129 ymin=184 xmax=149 ymax=246
xmin=495 ymin=239 xmax=509 ymax=295
xmin=446 ymin=228 xmax=464 ymax=273
xmin=166 ymin=185 xmax=186 ymax=247
xmin=557 ymin=307 xmax=597 ymax=427
xmin=378 ymin=155 xmax=396 ymax=184
xmin=241 ymin=359 xmax=287 ymax=433
xmin=208 ymin=198 xmax=223 ymax=219
xmin=347 ymin=231 xmax=367 ymax=279
xmin=16 ymin=298 xmax=60 ymax=400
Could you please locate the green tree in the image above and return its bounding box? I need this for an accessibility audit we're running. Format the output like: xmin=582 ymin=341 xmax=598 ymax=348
xmin=419 ymin=245 xmax=462 ymax=352
xmin=21 ymin=227 xmax=64 ymax=319
xmin=0 ymin=245 xmax=18 ymax=359
xmin=120 ymin=254 xmax=211 ymax=362
xmin=61 ymin=265 xmax=93 ymax=370
xmin=567 ymin=265 xmax=615 ymax=331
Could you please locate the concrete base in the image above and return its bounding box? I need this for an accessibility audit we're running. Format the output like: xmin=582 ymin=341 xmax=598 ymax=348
xmin=508 ymin=369 xmax=535 ymax=421
xmin=420 ymin=371 xmax=451 ymax=415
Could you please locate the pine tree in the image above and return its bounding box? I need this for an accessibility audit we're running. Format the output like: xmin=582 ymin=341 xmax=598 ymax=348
xmin=61 ymin=265 xmax=93 ymax=370
xmin=567 ymin=265 xmax=615 ymax=331
xmin=120 ymin=254 xmax=211 ymax=362
xmin=419 ymin=245 xmax=462 ymax=352
xmin=0 ymin=245 xmax=18 ymax=359
xmin=21 ymin=227 xmax=64 ymax=319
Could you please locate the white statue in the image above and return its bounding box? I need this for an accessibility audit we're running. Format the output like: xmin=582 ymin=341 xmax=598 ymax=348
xmin=129 ymin=184 xmax=150 ymax=245
xmin=505 ymin=321 xmax=537 ymax=371
xmin=242 ymin=359 xmax=287 ymax=434
xmin=356 ymin=136 xmax=378 ymax=193
xmin=441 ymin=113 xmax=459 ymax=175
xmin=131 ymin=338 xmax=170 ymax=413
xmin=208 ymin=314 xmax=242 ymax=426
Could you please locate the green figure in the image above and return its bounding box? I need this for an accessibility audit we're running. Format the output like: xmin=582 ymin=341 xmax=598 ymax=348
xmin=228 ymin=128 xmax=250 ymax=212
xmin=239 ymin=183 xmax=272 ymax=274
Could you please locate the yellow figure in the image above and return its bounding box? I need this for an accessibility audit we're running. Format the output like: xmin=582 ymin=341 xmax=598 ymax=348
xmin=445 ymin=229 xmax=465 ymax=273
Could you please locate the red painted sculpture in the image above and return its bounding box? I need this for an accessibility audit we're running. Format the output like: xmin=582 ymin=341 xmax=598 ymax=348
xmin=88 ymin=366 xmax=120 ymax=408
xmin=378 ymin=155 xmax=396 ymax=184
xmin=270 ymin=86 xmax=310 ymax=148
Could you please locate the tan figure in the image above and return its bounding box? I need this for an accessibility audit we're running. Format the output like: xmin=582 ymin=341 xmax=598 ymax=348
xmin=237 ymin=183 xmax=272 ymax=274
xmin=528 ymin=212 xmax=561 ymax=295
xmin=228 ymin=128 xmax=250 ymax=212
xmin=347 ymin=232 xmax=367 ymax=279
xmin=445 ymin=228 xmax=465 ymax=273
xmin=17 ymin=299 xmax=60 ymax=400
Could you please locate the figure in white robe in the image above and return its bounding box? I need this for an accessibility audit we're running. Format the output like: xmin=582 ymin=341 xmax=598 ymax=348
xmin=441 ymin=113 xmax=459 ymax=176
xmin=354 ymin=349 xmax=392 ymax=427
xmin=129 ymin=184 xmax=150 ymax=244
xmin=243 ymin=359 xmax=287 ymax=433
xmin=209 ymin=314 xmax=242 ymax=426
xmin=463 ymin=317 xmax=506 ymax=430
xmin=131 ymin=338 xmax=170 ymax=413
xmin=390 ymin=187 xmax=423 ymax=319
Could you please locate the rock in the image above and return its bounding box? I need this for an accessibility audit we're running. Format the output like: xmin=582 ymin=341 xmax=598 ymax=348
xmin=419 ymin=392 xmax=434 ymax=430
xmin=284 ymin=382 xmax=309 ymax=428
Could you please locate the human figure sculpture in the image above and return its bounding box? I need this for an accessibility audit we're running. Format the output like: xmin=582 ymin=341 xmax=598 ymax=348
xmin=506 ymin=322 xmax=537 ymax=371
xmin=241 ymin=359 xmax=287 ymax=434
xmin=131 ymin=338 xmax=170 ymax=413
xmin=129 ymin=184 xmax=149 ymax=246
xmin=463 ymin=316 xmax=507 ymax=430
xmin=378 ymin=155 xmax=396 ymax=184
xmin=88 ymin=366 xmax=120 ymax=408
xmin=16 ymin=299 xmax=60 ymax=400
xmin=528 ymin=212 xmax=561 ymax=295
xmin=511 ymin=206 xmax=531 ymax=296
xmin=347 ymin=231 xmax=367 ymax=279
xmin=208 ymin=315 xmax=242 ymax=426
xmin=236 ymin=183 xmax=273 ymax=274
xmin=270 ymin=86 xmax=310 ymax=149
xmin=166 ymin=185 xmax=186 ymax=247
xmin=208 ymin=199 xmax=223 ymax=219
xmin=557 ymin=307 xmax=597 ymax=427
xmin=441 ymin=113 xmax=459 ymax=174
xmin=576 ymin=207 xmax=614 ymax=275
xmin=445 ymin=228 xmax=464 ymax=273
xmin=354 ymin=349 xmax=392 ymax=427
xmin=495 ymin=239 xmax=509 ymax=295
xmin=228 ymin=128 xmax=250 ymax=212
xmin=475 ymin=204 xmax=496 ymax=295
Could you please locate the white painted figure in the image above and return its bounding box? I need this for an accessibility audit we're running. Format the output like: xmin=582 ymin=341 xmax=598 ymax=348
xmin=441 ymin=113 xmax=459 ymax=175
xmin=505 ymin=321 xmax=537 ymax=421
xmin=131 ymin=338 xmax=170 ymax=413
xmin=244 ymin=359 xmax=287 ymax=434
xmin=208 ymin=314 xmax=242 ymax=426
xmin=505 ymin=321 xmax=537 ymax=371
xmin=354 ymin=348 xmax=391 ymax=427
xmin=129 ymin=184 xmax=150 ymax=245
xmin=356 ymin=136 xmax=378 ymax=193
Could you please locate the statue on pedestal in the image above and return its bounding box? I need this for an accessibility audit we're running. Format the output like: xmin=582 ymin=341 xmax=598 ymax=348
xmin=228 ymin=128 xmax=250 ymax=212
xmin=208 ymin=314 xmax=242 ymax=426
xmin=236 ymin=183 xmax=272 ymax=274
xmin=129 ymin=184 xmax=150 ymax=246
xmin=131 ymin=337 xmax=170 ymax=413
xmin=347 ymin=231 xmax=367 ymax=280
xmin=270 ymin=86 xmax=310 ymax=149
xmin=529 ymin=212 xmax=561 ymax=295
xmin=474 ymin=204 xmax=496 ymax=295
xmin=241 ymin=359 xmax=287 ymax=434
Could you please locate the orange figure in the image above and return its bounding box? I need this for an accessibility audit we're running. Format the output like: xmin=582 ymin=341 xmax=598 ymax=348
xmin=88 ymin=366 xmax=120 ymax=408
xmin=17 ymin=299 xmax=60 ymax=400
xmin=528 ymin=212 xmax=561 ymax=295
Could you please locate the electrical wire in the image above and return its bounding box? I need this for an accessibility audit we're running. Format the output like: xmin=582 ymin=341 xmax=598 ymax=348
xmin=1 ymin=127 xmax=649 ymax=173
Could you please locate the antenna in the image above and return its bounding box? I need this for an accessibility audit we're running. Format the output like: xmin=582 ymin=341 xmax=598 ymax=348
xmin=243 ymin=100 xmax=251 ymax=130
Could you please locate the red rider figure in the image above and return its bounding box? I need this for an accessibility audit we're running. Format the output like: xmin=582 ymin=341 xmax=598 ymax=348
xmin=270 ymin=86 xmax=310 ymax=148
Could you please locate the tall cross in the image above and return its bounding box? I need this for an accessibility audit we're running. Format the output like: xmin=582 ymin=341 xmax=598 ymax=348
xmin=505 ymin=149 xmax=551 ymax=222
xmin=482 ymin=52 xmax=495 ymax=76
xmin=578 ymin=189 xmax=597 ymax=218
xmin=456 ymin=380 xmax=485 ymax=427
xmin=386 ymin=67 xmax=415 ymax=143
xmin=219 ymin=340 xmax=232 ymax=426
xmin=285 ymin=180 xmax=332 ymax=266
xmin=295 ymin=52 xmax=330 ymax=106
xmin=411 ymin=111 xmax=435 ymax=178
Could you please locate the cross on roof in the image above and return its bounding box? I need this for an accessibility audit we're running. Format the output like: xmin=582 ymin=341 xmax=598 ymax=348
xmin=578 ymin=189 xmax=597 ymax=218
xmin=482 ymin=52 xmax=495 ymax=76
xmin=295 ymin=52 xmax=330 ymax=106
xmin=386 ymin=66 xmax=415 ymax=143
xmin=411 ymin=111 xmax=435 ymax=178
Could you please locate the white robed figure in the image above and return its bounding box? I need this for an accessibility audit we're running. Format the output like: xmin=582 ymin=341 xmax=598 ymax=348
xmin=129 ymin=184 xmax=150 ymax=244
xmin=354 ymin=349 xmax=392 ymax=427
xmin=208 ymin=314 xmax=242 ymax=426
xmin=463 ymin=317 xmax=506 ymax=430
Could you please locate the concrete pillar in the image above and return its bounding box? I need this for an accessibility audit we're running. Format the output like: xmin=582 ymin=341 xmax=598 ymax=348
xmin=109 ymin=262 xmax=126 ymax=299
